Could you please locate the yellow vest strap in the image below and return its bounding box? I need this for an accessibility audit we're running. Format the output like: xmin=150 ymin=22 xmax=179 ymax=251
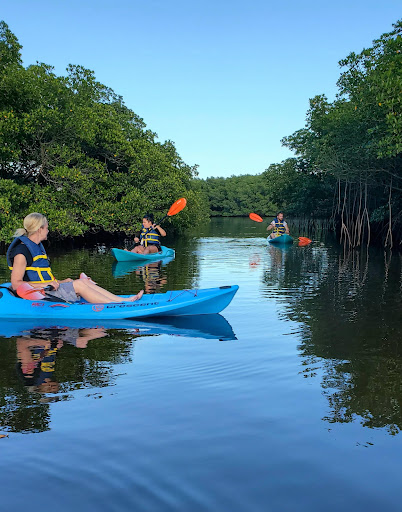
xmin=32 ymin=255 xmax=48 ymax=262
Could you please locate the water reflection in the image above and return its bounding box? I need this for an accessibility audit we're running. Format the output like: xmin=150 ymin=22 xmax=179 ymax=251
xmin=112 ymin=256 xmax=175 ymax=279
xmin=0 ymin=315 xmax=236 ymax=433
xmin=112 ymin=256 xmax=174 ymax=294
xmin=0 ymin=325 xmax=134 ymax=433
xmin=262 ymin=244 xmax=402 ymax=435
xmin=16 ymin=327 xmax=108 ymax=393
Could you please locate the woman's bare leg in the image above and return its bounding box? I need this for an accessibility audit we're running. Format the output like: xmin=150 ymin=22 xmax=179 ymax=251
xmin=73 ymin=280 xmax=144 ymax=303
xmin=143 ymin=246 xmax=159 ymax=254
xmin=133 ymin=245 xmax=159 ymax=254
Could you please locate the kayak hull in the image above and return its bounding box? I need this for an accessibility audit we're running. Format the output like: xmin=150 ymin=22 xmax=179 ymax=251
xmin=0 ymin=284 xmax=238 ymax=320
xmin=267 ymin=234 xmax=293 ymax=245
xmin=111 ymin=246 xmax=175 ymax=262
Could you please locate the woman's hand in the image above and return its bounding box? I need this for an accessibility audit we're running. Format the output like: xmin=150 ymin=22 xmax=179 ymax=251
xmin=47 ymin=280 xmax=60 ymax=290
xmin=134 ymin=236 xmax=139 ymax=243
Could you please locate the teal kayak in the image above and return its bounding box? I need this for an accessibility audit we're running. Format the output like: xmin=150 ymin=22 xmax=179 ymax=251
xmin=0 ymin=284 xmax=238 ymax=320
xmin=267 ymin=234 xmax=293 ymax=245
xmin=111 ymin=246 xmax=175 ymax=262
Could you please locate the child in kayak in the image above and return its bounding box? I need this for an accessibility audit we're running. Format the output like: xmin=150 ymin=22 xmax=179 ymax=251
xmin=267 ymin=212 xmax=290 ymax=239
xmin=7 ymin=213 xmax=144 ymax=303
xmin=128 ymin=213 xmax=166 ymax=254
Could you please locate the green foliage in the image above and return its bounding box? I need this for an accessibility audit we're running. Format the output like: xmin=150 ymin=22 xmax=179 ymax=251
xmin=199 ymin=174 xmax=277 ymax=217
xmin=280 ymin=20 xmax=402 ymax=243
xmin=262 ymin=159 xmax=335 ymax=216
xmin=0 ymin=21 xmax=22 ymax=72
xmin=0 ymin=22 xmax=204 ymax=243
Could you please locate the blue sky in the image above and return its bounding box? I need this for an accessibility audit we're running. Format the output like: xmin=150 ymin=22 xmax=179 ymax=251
xmin=2 ymin=1 xmax=401 ymax=178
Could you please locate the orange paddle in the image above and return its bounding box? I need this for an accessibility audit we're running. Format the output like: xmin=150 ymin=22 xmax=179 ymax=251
xmin=298 ymin=236 xmax=312 ymax=245
xmin=167 ymin=197 xmax=187 ymax=217
xmin=144 ymin=197 xmax=187 ymax=232
xmin=249 ymin=213 xmax=264 ymax=223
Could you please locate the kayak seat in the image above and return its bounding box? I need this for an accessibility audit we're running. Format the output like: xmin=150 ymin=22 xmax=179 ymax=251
xmin=0 ymin=285 xmax=73 ymax=303
xmin=0 ymin=285 xmax=20 ymax=298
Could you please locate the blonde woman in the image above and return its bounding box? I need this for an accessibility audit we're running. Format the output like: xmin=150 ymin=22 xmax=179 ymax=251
xmin=7 ymin=213 xmax=143 ymax=303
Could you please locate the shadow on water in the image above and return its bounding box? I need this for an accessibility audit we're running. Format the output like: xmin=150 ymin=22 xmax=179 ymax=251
xmin=262 ymin=242 xmax=402 ymax=435
xmin=0 ymin=315 xmax=236 ymax=434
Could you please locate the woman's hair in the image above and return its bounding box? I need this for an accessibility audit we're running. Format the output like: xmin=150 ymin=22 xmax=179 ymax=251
xmin=14 ymin=213 xmax=48 ymax=238
xmin=143 ymin=213 xmax=154 ymax=223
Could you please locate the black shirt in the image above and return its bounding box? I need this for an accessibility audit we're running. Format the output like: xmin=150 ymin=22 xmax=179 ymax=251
xmin=8 ymin=243 xmax=33 ymax=281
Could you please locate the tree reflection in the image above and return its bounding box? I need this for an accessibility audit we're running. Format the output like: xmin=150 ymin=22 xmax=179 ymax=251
xmin=263 ymin=244 xmax=402 ymax=435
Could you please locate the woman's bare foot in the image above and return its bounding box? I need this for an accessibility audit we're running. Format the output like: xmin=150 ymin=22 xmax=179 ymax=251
xmin=124 ymin=290 xmax=144 ymax=302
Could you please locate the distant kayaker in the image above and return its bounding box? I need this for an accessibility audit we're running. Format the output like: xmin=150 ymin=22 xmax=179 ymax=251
xmin=7 ymin=212 xmax=144 ymax=303
xmin=267 ymin=212 xmax=290 ymax=239
xmin=127 ymin=213 xmax=166 ymax=254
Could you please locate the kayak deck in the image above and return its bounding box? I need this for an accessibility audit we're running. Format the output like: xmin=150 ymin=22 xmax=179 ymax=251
xmin=0 ymin=284 xmax=238 ymax=320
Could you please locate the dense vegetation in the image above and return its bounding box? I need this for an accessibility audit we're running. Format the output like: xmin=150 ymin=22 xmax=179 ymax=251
xmin=0 ymin=21 xmax=206 ymax=244
xmin=196 ymin=174 xmax=276 ymax=217
xmin=202 ymin=20 xmax=402 ymax=247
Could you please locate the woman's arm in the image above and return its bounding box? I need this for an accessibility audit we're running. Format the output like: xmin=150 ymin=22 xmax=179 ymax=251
xmin=11 ymin=253 xmax=60 ymax=290
xmin=154 ymin=225 xmax=166 ymax=237
xmin=11 ymin=254 xmax=29 ymax=290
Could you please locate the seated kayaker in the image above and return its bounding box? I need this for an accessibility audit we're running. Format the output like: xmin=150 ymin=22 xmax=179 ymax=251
xmin=267 ymin=212 xmax=290 ymax=239
xmin=7 ymin=212 xmax=144 ymax=303
xmin=127 ymin=213 xmax=166 ymax=254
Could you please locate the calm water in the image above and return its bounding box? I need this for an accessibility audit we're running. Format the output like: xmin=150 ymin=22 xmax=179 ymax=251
xmin=1 ymin=218 xmax=402 ymax=511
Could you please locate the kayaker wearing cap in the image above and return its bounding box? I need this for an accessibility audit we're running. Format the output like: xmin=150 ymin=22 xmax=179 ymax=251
xmin=128 ymin=213 xmax=166 ymax=254
xmin=267 ymin=212 xmax=290 ymax=239
xmin=7 ymin=213 xmax=144 ymax=303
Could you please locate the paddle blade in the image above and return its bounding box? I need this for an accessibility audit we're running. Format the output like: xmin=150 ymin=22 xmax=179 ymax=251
xmin=167 ymin=198 xmax=187 ymax=217
xmin=298 ymin=237 xmax=312 ymax=247
xmin=249 ymin=213 xmax=263 ymax=223
xmin=17 ymin=283 xmax=45 ymax=300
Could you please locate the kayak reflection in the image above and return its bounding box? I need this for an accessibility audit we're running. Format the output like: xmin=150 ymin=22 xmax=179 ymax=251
xmin=112 ymin=256 xmax=174 ymax=279
xmin=0 ymin=315 xmax=236 ymax=433
xmin=0 ymin=314 xmax=237 ymax=342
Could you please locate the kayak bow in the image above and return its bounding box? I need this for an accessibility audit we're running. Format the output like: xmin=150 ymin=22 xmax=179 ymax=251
xmin=267 ymin=234 xmax=293 ymax=245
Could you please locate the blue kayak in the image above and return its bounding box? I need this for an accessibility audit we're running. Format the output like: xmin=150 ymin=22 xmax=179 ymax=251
xmin=0 ymin=284 xmax=238 ymax=320
xmin=111 ymin=246 xmax=175 ymax=262
xmin=267 ymin=234 xmax=294 ymax=245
